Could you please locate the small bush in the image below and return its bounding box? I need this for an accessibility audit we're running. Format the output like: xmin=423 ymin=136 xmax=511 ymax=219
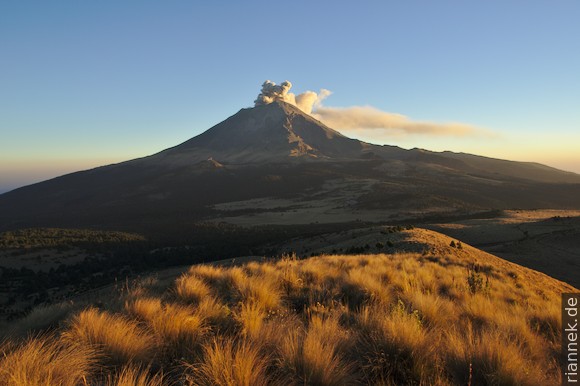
xmin=467 ymin=269 xmax=490 ymax=294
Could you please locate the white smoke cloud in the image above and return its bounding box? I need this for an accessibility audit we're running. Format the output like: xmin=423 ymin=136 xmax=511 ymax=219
xmin=254 ymin=80 xmax=330 ymax=114
xmin=255 ymin=80 xmax=491 ymax=137
xmin=254 ymin=80 xmax=294 ymax=106
xmin=311 ymin=106 xmax=489 ymax=137
xmin=295 ymin=89 xmax=332 ymax=114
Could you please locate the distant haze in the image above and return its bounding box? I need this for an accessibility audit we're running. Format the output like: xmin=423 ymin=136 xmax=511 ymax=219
xmin=0 ymin=157 xmax=131 ymax=194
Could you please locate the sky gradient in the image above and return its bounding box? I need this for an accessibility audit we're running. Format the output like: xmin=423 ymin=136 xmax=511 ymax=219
xmin=1 ymin=1 xmax=579 ymax=193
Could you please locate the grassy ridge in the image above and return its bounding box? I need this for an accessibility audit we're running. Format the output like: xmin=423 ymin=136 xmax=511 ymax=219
xmin=0 ymin=229 xmax=572 ymax=385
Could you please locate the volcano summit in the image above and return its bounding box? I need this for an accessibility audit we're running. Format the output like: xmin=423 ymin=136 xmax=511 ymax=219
xmin=1 ymin=82 xmax=579 ymax=233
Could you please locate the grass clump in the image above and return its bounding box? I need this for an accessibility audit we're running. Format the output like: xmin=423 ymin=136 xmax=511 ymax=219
xmin=186 ymin=338 xmax=270 ymax=386
xmin=126 ymin=297 xmax=208 ymax=357
xmin=0 ymin=335 xmax=97 ymax=386
xmin=175 ymin=274 xmax=212 ymax=304
xmin=106 ymin=365 xmax=164 ymax=386
xmin=62 ymin=307 xmax=156 ymax=365
xmin=277 ymin=313 xmax=354 ymax=385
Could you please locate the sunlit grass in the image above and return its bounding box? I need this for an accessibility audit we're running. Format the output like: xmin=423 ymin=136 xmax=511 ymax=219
xmin=0 ymin=336 xmax=97 ymax=386
xmin=62 ymin=307 xmax=156 ymax=365
xmin=276 ymin=313 xmax=354 ymax=385
xmin=186 ymin=338 xmax=270 ymax=386
xmin=1 ymin=229 xmax=570 ymax=385
xmin=106 ymin=365 xmax=164 ymax=386
xmin=175 ymin=274 xmax=212 ymax=304
xmin=125 ymin=297 xmax=207 ymax=357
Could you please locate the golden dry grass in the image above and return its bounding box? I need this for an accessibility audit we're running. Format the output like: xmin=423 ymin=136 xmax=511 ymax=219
xmin=0 ymin=336 xmax=97 ymax=386
xmin=62 ymin=307 xmax=156 ymax=365
xmin=105 ymin=365 xmax=164 ymax=386
xmin=186 ymin=338 xmax=270 ymax=386
xmin=277 ymin=313 xmax=354 ymax=385
xmin=175 ymin=274 xmax=212 ymax=304
xmin=125 ymin=297 xmax=208 ymax=357
xmin=1 ymin=228 xmax=574 ymax=385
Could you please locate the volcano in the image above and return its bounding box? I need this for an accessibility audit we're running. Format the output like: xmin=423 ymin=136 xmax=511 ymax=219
xmin=1 ymin=100 xmax=580 ymax=234
xmin=156 ymin=101 xmax=368 ymax=163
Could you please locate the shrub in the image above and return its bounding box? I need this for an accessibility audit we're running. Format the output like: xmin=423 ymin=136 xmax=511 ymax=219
xmin=467 ymin=269 xmax=489 ymax=294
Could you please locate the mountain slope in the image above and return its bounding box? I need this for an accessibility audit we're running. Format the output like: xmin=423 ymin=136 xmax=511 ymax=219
xmin=154 ymin=101 xmax=368 ymax=164
xmin=0 ymin=100 xmax=579 ymax=233
xmin=440 ymin=150 xmax=580 ymax=183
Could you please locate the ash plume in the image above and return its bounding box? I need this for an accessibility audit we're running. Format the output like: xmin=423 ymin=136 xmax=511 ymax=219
xmin=254 ymin=80 xmax=491 ymax=137
xmin=254 ymin=80 xmax=294 ymax=106
xmin=254 ymin=80 xmax=330 ymax=114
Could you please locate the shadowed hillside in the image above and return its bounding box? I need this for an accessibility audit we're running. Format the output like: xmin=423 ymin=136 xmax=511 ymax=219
xmin=1 ymin=229 xmax=574 ymax=385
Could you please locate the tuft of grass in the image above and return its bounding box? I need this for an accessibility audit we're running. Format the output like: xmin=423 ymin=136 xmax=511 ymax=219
xmin=0 ymin=335 xmax=98 ymax=386
xmin=445 ymin=323 xmax=554 ymax=385
xmin=277 ymin=314 xmax=354 ymax=385
xmin=355 ymin=302 xmax=431 ymax=384
xmin=196 ymin=295 xmax=233 ymax=332
xmin=188 ymin=265 xmax=235 ymax=300
xmin=236 ymin=301 xmax=266 ymax=340
xmin=126 ymin=298 xmax=208 ymax=357
xmin=175 ymin=274 xmax=212 ymax=304
xmin=62 ymin=307 xmax=156 ymax=365
xmin=125 ymin=297 xmax=163 ymax=322
xmin=231 ymin=270 xmax=282 ymax=311
xmin=186 ymin=338 xmax=270 ymax=386
xmin=106 ymin=365 xmax=164 ymax=386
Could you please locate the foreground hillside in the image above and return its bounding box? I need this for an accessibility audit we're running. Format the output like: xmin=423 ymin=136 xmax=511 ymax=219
xmin=0 ymin=229 xmax=574 ymax=385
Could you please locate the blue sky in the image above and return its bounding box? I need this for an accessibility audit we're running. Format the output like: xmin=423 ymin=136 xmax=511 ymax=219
xmin=1 ymin=1 xmax=579 ymax=192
